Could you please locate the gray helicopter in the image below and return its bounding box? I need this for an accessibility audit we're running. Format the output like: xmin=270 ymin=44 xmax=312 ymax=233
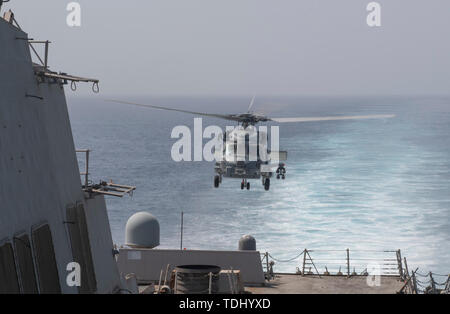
xmin=109 ymin=98 xmax=394 ymax=191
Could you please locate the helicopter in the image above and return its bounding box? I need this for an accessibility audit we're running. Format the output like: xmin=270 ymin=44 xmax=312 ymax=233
xmin=109 ymin=98 xmax=395 ymax=191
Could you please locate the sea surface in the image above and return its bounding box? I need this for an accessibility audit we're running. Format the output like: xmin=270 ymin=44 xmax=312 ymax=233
xmin=69 ymin=95 xmax=450 ymax=276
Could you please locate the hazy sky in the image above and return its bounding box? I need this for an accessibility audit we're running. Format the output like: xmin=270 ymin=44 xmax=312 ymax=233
xmin=3 ymin=0 xmax=450 ymax=96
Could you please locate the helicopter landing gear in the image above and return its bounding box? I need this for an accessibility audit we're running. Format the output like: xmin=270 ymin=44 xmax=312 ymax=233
xmin=241 ymin=180 xmax=251 ymax=190
xmin=214 ymin=175 xmax=220 ymax=188
xmin=276 ymin=163 xmax=286 ymax=180
xmin=263 ymin=178 xmax=270 ymax=191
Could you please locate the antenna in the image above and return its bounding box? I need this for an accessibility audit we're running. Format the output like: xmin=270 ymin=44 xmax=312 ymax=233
xmin=247 ymin=95 xmax=256 ymax=113
xmin=180 ymin=211 xmax=184 ymax=250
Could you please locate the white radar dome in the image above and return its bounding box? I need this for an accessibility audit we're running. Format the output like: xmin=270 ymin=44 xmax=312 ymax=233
xmin=125 ymin=212 xmax=160 ymax=248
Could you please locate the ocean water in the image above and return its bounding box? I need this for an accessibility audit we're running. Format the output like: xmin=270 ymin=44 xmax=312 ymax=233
xmin=68 ymin=95 xmax=450 ymax=275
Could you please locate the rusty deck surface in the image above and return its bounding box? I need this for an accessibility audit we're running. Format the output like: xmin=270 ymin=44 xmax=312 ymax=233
xmin=246 ymin=274 xmax=404 ymax=294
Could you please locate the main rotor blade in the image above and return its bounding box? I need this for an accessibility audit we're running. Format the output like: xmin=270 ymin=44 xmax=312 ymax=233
xmin=107 ymin=99 xmax=241 ymax=122
xmin=270 ymin=114 xmax=395 ymax=123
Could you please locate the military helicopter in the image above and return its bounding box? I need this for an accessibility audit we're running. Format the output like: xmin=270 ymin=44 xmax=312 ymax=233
xmin=109 ymin=98 xmax=394 ymax=191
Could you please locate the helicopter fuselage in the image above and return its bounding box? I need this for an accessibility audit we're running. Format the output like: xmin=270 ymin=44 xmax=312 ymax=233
xmin=215 ymin=160 xmax=270 ymax=180
xmin=213 ymin=125 xmax=284 ymax=190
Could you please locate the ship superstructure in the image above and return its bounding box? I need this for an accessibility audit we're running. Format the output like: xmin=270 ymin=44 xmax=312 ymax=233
xmin=0 ymin=8 xmax=127 ymax=294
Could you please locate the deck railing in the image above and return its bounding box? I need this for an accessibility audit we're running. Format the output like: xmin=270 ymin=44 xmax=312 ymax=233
xmin=407 ymin=271 xmax=450 ymax=294
xmin=262 ymin=248 xmax=403 ymax=278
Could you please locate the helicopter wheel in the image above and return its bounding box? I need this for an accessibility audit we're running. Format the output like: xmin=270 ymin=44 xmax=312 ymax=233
xmin=241 ymin=181 xmax=245 ymax=190
xmin=277 ymin=175 xmax=280 ymax=180
xmin=264 ymin=178 xmax=270 ymax=191
xmin=282 ymin=175 xmax=285 ymax=180
xmin=247 ymin=182 xmax=250 ymax=190
xmin=214 ymin=175 xmax=220 ymax=188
